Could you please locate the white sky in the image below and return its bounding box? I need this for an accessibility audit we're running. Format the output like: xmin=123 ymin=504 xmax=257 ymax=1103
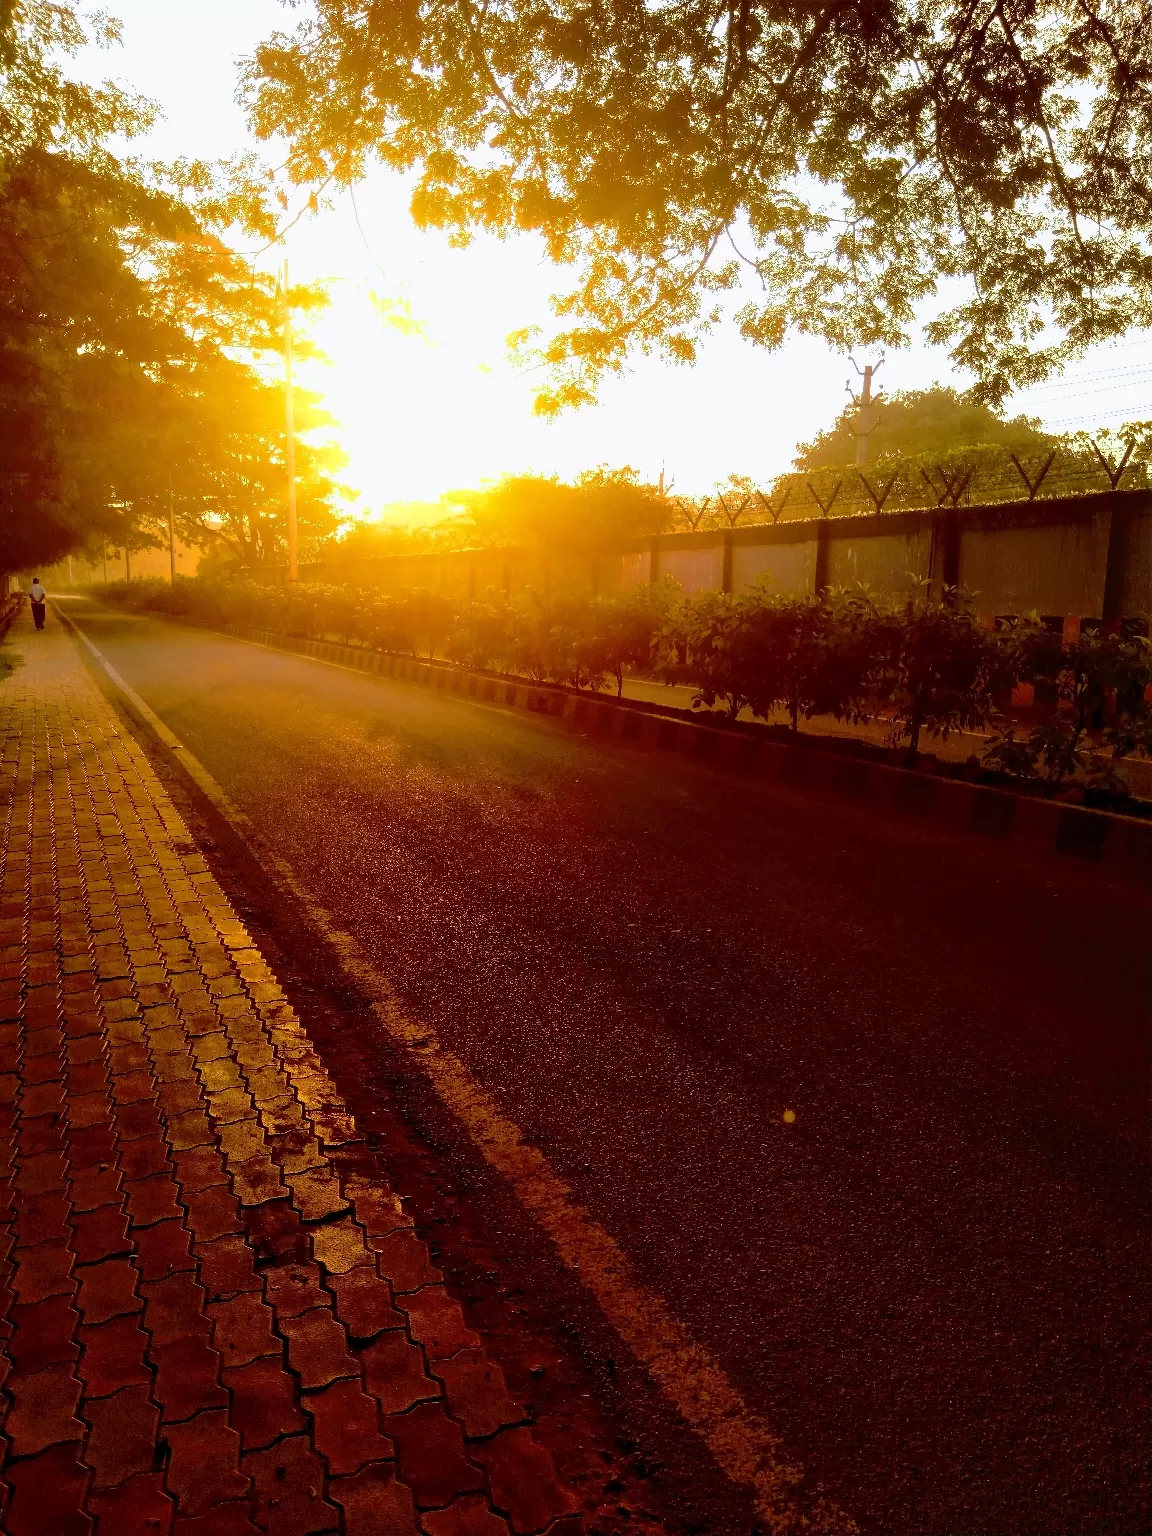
xmin=80 ymin=1 xmax=1152 ymax=514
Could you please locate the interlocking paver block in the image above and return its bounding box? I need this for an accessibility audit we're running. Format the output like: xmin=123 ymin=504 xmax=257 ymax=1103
xmin=70 ymin=1203 xmax=132 ymax=1264
xmin=86 ymin=1472 xmax=175 ymax=1535
xmin=230 ymin=1152 xmax=284 ymax=1206
xmin=125 ymin=1173 xmax=184 ymax=1228
xmin=75 ymin=1253 xmax=142 ymax=1327
xmin=360 ymin=1331 xmax=439 ymax=1415
xmin=0 ymin=612 xmax=583 ymax=1534
xmin=306 ymin=1378 xmax=395 ymax=1476
xmin=343 ymin=1176 xmax=413 ymax=1239
xmin=197 ymin=1233 xmax=262 ymax=1299
xmin=83 ymin=1384 xmax=161 ymax=1488
xmin=118 ymin=1135 xmax=172 ymax=1182
xmin=329 ymin=1263 xmax=405 ymax=1340
xmin=287 ymin=1166 xmax=350 ymax=1223
xmin=7 ymin=1294 xmax=80 ymax=1373
xmin=223 ymin=1355 xmax=307 ymax=1450
xmin=474 ymin=1428 xmax=580 ymax=1534
xmin=244 ymin=1435 xmax=339 ymax=1536
xmin=12 ymin=1237 xmax=74 ymax=1303
xmin=369 ymin=1228 xmax=443 ymax=1293
xmin=432 ymin=1348 xmax=523 ymax=1439
xmin=311 ymin=1216 xmax=372 ymax=1276
xmin=164 ymin=1409 xmax=249 ymax=1516
xmin=150 ymin=1334 xmax=229 ymax=1421
xmin=280 ymin=1307 xmax=357 ymax=1389
xmin=6 ymin=1360 xmax=85 ymax=1454
xmin=76 ymin=1314 xmax=152 ymax=1396
xmin=172 ymin=1144 xmax=227 ymax=1192
xmin=69 ymin=1124 xmax=117 ymax=1169
xmin=421 ymin=1497 xmax=514 ymax=1536
xmin=398 ymin=1285 xmax=482 ymax=1360
xmin=70 ymin=1162 xmax=124 ymax=1211
xmin=207 ymin=1292 xmax=280 ymax=1369
xmin=183 ymin=1185 xmax=243 ymax=1240
xmin=263 ymin=1259 xmax=330 ymax=1319
xmin=142 ymin=1272 xmax=209 ymax=1344
xmin=328 ymin=1464 xmax=421 ymax=1536
xmin=133 ymin=1218 xmax=196 ymax=1281
xmin=382 ymin=1402 xmax=484 ymax=1509
xmin=4 ymin=1443 xmax=92 ymax=1535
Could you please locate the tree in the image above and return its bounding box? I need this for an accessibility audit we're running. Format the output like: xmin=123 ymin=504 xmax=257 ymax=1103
xmin=247 ymin=0 xmax=1152 ymax=413
xmin=173 ymin=360 xmax=348 ymax=569
xmin=456 ymin=467 xmax=667 ymax=553
xmin=0 ymin=3 xmax=339 ymax=576
xmin=795 ymin=387 xmax=1054 ymax=471
xmin=872 ymin=589 xmax=1009 ymax=754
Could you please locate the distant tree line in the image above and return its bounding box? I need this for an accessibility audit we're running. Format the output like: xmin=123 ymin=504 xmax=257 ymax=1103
xmin=325 ymin=391 xmax=1152 ymax=562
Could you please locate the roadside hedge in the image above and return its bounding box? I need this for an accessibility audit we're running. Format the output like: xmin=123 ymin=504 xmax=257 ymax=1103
xmin=96 ymin=575 xmax=1152 ymax=784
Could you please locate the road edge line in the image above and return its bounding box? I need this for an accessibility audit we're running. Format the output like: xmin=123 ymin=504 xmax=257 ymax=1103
xmin=58 ymin=607 xmax=859 ymax=1535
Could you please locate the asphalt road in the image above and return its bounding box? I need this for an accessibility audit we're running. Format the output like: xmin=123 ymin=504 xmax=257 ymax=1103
xmin=59 ymin=601 xmax=1150 ymax=1536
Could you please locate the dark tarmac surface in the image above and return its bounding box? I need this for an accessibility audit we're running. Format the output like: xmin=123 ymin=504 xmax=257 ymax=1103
xmin=62 ymin=602 xmax=1150 ymax=1536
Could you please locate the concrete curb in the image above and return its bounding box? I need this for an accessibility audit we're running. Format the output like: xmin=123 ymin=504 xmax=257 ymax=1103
xmin=226 ymin=624 xmax=1152 ymax=888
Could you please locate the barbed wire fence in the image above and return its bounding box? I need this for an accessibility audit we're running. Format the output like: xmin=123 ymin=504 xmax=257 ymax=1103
xmin=662 ymin=432 xmax=1152 ymax=534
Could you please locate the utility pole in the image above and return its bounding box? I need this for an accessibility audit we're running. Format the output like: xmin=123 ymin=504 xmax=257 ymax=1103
xmin=848 ymin=355 xmax=885 ymax=467
xmin=282 ymin=258 xmax=299 ymax=587
xmin=168 ymin=476 xmax=177 ymax=583
xmin=125 ymin=544 xmax=132 ymax=582
xmin=102 ymin=542 xmax=107 ymax=583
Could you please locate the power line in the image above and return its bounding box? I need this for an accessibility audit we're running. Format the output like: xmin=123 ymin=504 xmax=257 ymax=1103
xmin=1043 ymin=402 xmax=1152 ymax=428
xmin=1016 ymin=363 xmax=1152 ymax=397
xmin=1025 ymin=376 xmax=1152 ymax=406
xmin=349 ymin=186 xmax=390 ymax=279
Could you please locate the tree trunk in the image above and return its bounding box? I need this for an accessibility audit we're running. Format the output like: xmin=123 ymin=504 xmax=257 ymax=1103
xmin=908 ymin=698 xmax=923 ymax=754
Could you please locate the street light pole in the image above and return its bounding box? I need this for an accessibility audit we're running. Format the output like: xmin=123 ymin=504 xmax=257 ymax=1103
xmin=282 ymin=258 xmax=299 ymax=587
xmin=168 ymin=474 xmax=177 ymax=584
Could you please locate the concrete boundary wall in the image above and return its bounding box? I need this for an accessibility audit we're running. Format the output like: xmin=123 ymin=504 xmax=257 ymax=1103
xmin=222 ymin=623 xmax=1152 ymax=887
xmin=280 ymin=490 xmax=1152 ymax=622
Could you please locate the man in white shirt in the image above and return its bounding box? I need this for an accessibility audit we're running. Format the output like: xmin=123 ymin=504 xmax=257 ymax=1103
xmin=29 ymin=578 xmax=47 ymax=631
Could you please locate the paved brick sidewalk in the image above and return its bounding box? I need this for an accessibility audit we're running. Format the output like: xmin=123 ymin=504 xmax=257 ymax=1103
xmin=0 ymin=608 xmax=580 ymax=1535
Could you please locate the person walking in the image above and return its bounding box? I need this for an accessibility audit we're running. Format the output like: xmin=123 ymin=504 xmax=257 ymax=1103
xmin=29 ymin=578 xmax=47 ymax=631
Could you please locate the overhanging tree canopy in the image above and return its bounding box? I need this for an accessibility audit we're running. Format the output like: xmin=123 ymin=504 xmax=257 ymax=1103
xmin=1 ymin=1 xmax=339 ymax=574
xmin=246 ymin=0 xmax=1152 ymax=413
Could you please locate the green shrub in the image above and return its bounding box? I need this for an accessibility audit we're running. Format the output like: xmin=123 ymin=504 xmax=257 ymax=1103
xmin=984 ymin=623 xmax=1152 ymax=783
xmin=445 ymin=595 xmax=514 ymax=671
xmin=93 ymin=571 xmax=1150 ymax=787
xmin=580 ymin=581 xmax=680 ymax=696
xmin=674 ymin=590 xmax=790 ymax=719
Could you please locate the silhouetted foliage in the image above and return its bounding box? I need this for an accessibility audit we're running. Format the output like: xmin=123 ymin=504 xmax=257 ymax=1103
xmin=248 ymin=0 xmax=1152 ymax=411
xmin=985 ymin=624 xmax=1152 ymax=783
xmin=451 ymin=468 xmax=668 ymax=553
xmin=869 ymin=588 xmax=1012 ymax=753
xmin=0 ymin=3 xmax=343 ymax=574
